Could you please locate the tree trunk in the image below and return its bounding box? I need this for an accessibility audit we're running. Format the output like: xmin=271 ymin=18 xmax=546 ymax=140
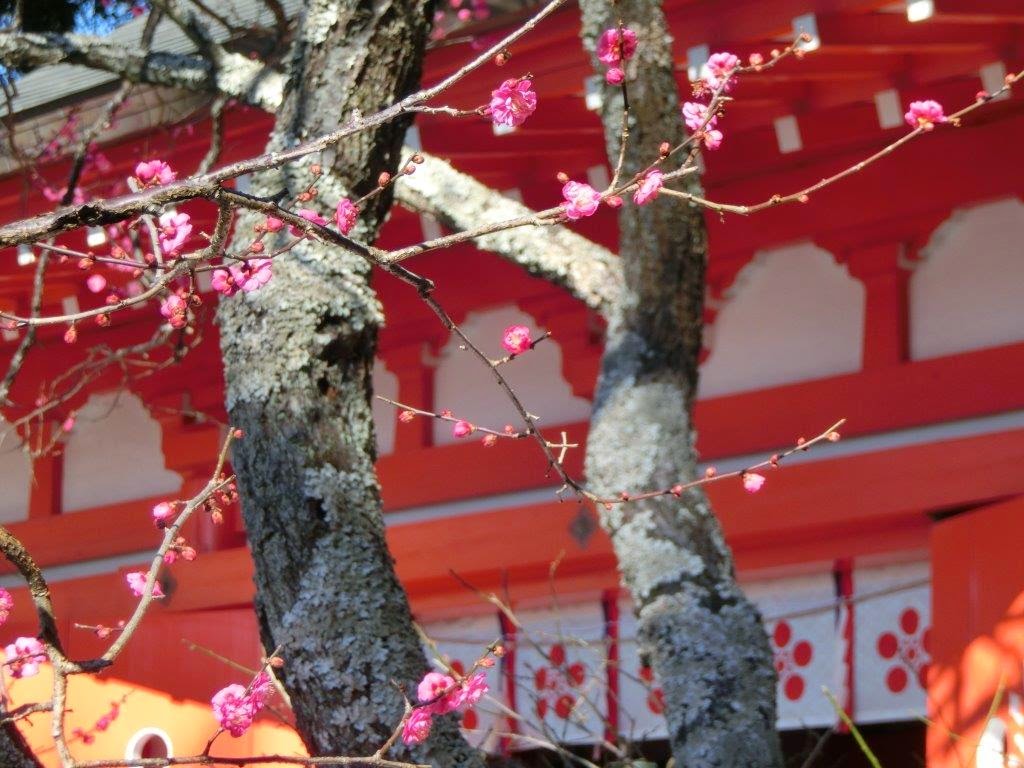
xmin=577 ymin=3 xmax=783 ymax=766
xmin=218 ymin=0 xmax=481 ymax=763
xmin=0 ymin=725 xmax=42 ymax=768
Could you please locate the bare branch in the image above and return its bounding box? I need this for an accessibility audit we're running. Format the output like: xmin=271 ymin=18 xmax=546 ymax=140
xmin=0 ymin=30 xmax=285 ymax=111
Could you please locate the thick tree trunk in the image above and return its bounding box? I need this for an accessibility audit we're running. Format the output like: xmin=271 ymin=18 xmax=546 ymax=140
xmin=0 ymin=725 xmax=42 ymax=768
xmin=577 ymin=4 xmax=783 ymax=766
xmin=218 ymin=0 xmax=482 ymax=763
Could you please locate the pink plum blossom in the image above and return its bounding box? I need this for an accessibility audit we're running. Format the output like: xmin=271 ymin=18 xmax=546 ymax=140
xmin=134 ymin=160 xmax=176 ymax=186
xmin=265 ymin=216 xmax=284 ymax=233
xmin=126 ymin=571 xmax=164 ymax=598
xmin=62 ymin=415 xmax=76 ymax=432
xmin=86 ymin=274 xmax=107 ymax=293
xmin=160 ymin=294 xmax=188 ymax=328
xmin=335 ymin=198 xmax=359 ymax=235
xmin=418 ymin=671 xmax=460 ymax=713
xmin=233 ymin=260 xmax=273 ymax=293
xmin=742 ymin=472 xmax=766 ymax=493
xmin=4 ymin=637 xmax=46 ymax=678
xmin=633 ymin=169 xmax=663 ymax=206
xmin=158 ymin=211 xmax=192 ymax=255
xmin=289 ymin=209 xmax=327 ymax=237
xmin=596 ymin=28 xmax=637 ymax=65
xmin=211 ymin=268 xmax=237 ymax=297
xmin=455 ymin=672 xmax=489 ymax=708
xmin=682 ymin=101 xmax=716 ymax=132
xmin=904 ymin=100 xmax=946 ymax=130
xmin=0 ymin=588 xmax=13 ymax=627
xmin=703 ymin=51 xmax=740 ymax=91
xmin=702 ymin=128 xmax=723 ymax=150
xmin=211 ymin=683 xmax=264 ymax=737
xmin=452 ymin=420 xmax=474 ymax=439
xmin=561 ymin=181 xmax=601 ymax=220
xmin=488 ymin=79 xmax=537 ymax=128
xmin=402 ymin=709 xmax=433 ymax=745
xmin=501 ymin=324 xmax=532 ymax=355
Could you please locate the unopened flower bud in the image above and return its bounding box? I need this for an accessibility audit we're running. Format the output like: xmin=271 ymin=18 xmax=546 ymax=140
xmin=412 ymin=154 xmax=424 ymax=164
xmin=659 ymin=141 xmax=671 ymax=158
xmin=705 ymin=466 xmax=717 ymax=478
xmin=556 ymin=172 xmax=569 ymax=184
xmin=378 ymin=171 xmax=392 ymax=187
xmin=95 ymin=313 xmax=110 ymax=327
xmin=310 ymin=164 xmax=322 ymax=175
xmin=482 ymin=434 xmax=498 ymax=447
xmin=64 ymin=325 xmax=78 ymax=344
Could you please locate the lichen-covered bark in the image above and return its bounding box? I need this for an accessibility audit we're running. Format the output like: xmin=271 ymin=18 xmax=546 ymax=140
xmin=0 ymin=725 xmax=42 ymax=768
xmin=578 ymin=3 xmax=783 ymax=766
xmin=217 ymin=0 xmax=481 ymax=763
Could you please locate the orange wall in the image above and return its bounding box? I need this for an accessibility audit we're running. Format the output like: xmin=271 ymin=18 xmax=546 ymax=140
xmin=928 ymin=496 xmax=1024 ymax=767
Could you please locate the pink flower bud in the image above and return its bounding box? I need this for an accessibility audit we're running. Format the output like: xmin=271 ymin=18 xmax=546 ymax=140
xmin=605 ymin=67 xmax=625 ymax=85
xmin=152 ymin=501 xmax=174 ymax=523
xmin=452 ymin=420 xmax=474 ymax=438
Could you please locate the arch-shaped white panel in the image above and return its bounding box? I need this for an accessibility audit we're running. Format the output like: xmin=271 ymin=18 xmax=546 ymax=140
xmin=372 ymin=359 xmax=399 ymax=457
xmin=432 ymin=306 xmax=590 ymax=445
xmin=699 ymin=242 xmax=865 ymax=398
xmin=62 ymin=391 xmax=181 ymax=512
xmin=910 ymin=197 xmax=1024 ymax=360
xmin=0 ymin=421 xmax=31 ymax=523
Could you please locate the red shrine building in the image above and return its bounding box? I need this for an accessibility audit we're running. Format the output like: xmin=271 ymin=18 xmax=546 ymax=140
xmin=0 ymin=0 xmax=1022 ymax=765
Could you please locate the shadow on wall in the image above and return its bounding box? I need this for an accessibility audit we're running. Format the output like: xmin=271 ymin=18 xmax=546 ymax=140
xmin=928 ymin=495 xmax=1024 ymax=768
